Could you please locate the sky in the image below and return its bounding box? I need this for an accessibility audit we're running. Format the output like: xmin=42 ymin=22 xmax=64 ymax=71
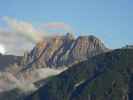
xmin=0 ymin=0 xmax=133 ymax=55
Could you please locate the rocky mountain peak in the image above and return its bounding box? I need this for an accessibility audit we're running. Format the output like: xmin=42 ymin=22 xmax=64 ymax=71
xmin=77 ymin=35 xmax=104 ymax=47
xmin=21 ymin=34 xmax=108 ymax=70
xmin=65 ymin=32 xmax=75 ymax=40
xmin=69 ymin=35 xmax=107 ymax=62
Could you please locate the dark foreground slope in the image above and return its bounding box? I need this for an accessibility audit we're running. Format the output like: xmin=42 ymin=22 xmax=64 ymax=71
xmin=26 ymin=48 xmax=133 ymax=100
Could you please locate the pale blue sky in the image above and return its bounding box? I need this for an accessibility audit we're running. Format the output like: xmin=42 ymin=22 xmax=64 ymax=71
xmin=0 ymin=0 xmax=133 ymax=48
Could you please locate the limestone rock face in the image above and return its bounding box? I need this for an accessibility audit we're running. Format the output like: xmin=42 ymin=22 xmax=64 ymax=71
xmin=21 ymin=34 xmax=108 ymax=70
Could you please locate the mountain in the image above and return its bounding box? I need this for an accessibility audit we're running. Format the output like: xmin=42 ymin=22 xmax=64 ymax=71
xmin=15 ymin=34 xmax=108 ymax=83
xmin=1 ymin=34 xmax=132 ymax=100
xmin=0 ymin=34 xmax=108 ymax=88
xmin=20 ymin=33 xmax=108 ymax=72
xmin=26 ymin=48 xmax=133 ymax=100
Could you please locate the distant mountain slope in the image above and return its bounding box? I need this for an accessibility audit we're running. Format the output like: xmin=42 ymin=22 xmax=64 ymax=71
xmin=26 ymin=48 xmax=133 ymax=100
xmin=21 ymin=33 xmax=108 ymax=71
xmin=0 ymin=53 xmax=21 ymax=70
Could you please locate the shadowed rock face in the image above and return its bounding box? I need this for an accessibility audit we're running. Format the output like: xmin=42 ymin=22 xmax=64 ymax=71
xmin=26 ymin=49 xmax=133 ymax=100
xmin=21 ymin=34 xmax=108 ymax=70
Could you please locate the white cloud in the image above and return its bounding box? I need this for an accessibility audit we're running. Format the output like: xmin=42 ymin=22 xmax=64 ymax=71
xmin=3 ymin=16 xmax=43 ymax=42
xmin=0 ymin=16 xmax=74 ymax=55
xmin=0 ymin=30 xmax=34 ymax=55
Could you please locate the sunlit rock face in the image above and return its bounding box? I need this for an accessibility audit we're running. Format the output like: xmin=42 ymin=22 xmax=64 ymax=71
xmin=21 ymin=33 xmax=108 ymax=70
